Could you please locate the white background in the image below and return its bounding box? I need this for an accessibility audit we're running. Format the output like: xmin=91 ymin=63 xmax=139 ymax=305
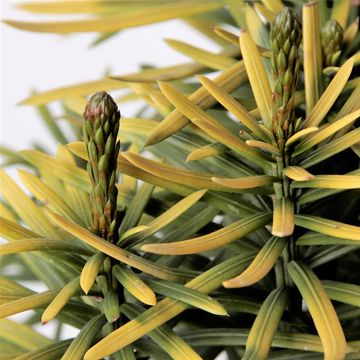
xmin=1 ymin=0 xmax=220 ymax=154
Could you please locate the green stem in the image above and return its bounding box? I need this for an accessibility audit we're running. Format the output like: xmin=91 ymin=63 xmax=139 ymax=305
xmin=282 ymin=244 xmax=291 ymax=287
xmin=274 ymin=260 xmax=285 ymax=288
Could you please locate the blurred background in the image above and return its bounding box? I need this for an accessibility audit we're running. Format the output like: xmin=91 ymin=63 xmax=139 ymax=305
xmin=1 ymin=0 xmax=220 ymax=154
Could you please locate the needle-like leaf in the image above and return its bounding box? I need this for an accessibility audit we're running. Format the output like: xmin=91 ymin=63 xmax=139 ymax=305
xmin=291 ymin=175 xmax=360 ymax=189
xmin=272 ymin=198 xmax=295 ymax=237
xmin=48 ymin=211 xmax=195 ymax=281
xmin=295 ymin=215 xmax=360 ymax=241
xmin=197 ymin=75 xmax=267 ymax=140
xmin=121 ymin=303 xmax=202 ymax=360
xmin=83 ymin=253 xmax=254 ymax=360
xmin=285 ymin=127 xmax=319 ymax=148
xmin=4 ymin=2 xmax=223 ymax=33
xmin=61 ymin=314 xmax=107 ymax=360
xmin=13 ymin=340 xmax=73 ymax=360
xmin=17 ymin=1 xmax=121 ymax=14
xmin=239 ymin=29 xmax=272 ymax=128
xmin=303 ymin=2 xmax=323 ymax=115
xmin=20 ymin=150 xmax=91 ymax=192
xmin=294 ymin=109 xmax=360 ymax=156
xmin=123 ymin=152 xmax=269 ymax=193
xmin=157 ymin=82 xmax=271 ymax=169
xmin=296 ymin=232 xmax=359 ymax=246
xmin=245 ymin=140 xmax=280 ymax=156
xmin=243 ymin=288 xmax=288 ymax=360
xmin=0 ymin=238 xmax=92 ymax=256
xmin=299 ymin=128 xmax=360 ymax=168
xmin=124 ymin=189 xmax=207 ymax=247
xmin=41 ymin=277 xmax=81 ymax=324
xmin=344 ymin=18 xmax=359 ymax=44
xmin=145 ymin=278 xmax=227 ymax=315
xmin=118 ymin=182 xmax=154 ymax=237
xmin=322 ymin=281 xmax=360 ymax=307
xmin=331 ymin=0 xmax=351 ymax=28
xmin=165 ymin=40 xmax=238 ymax=70
xmin=80 ymin=252 xmax=106 ymax=294
xmin=186 ymin=143 xmax=227 ymax=162
xmin=0 ymin=170 xmax=63 ymax=239
xmin=18 ymin=169 xmax=83 ymax=225
xmin=141 ymin=212 xmax=271 ymax=255
xmin=212 ymin=175 xmax=275 ymax=189
xmin=283 ymin=166 xmax=315 ymax=181
xmin=223 ymin=237 xmax=287 ymax=288
xmin=287 ymin=261 xmax=347 ymax=360
xmin=113 ymin=265 xmax=156 ymax=306
xmin=0 ymin=319 xmax=53 ymax=350
xmin=261 ymin=0 xmax=283 ymax=14
xmin=0 ymin=290 xmax=59 ymax=319
xmin=21 ymin=79 xmax=125 ymax=106
xmin=146 ymin=61 xmax=247 ymax=146
xmin=303 ymin=57 xmax=354 ymax=128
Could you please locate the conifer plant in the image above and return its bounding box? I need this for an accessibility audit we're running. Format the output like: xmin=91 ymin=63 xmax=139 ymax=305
xmin=1 ymin=1 xmax=360 ymax=359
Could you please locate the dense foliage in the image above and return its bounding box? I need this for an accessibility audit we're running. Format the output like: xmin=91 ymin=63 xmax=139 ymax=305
xmin=1 ymin=1 xmax=360 ymax=359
